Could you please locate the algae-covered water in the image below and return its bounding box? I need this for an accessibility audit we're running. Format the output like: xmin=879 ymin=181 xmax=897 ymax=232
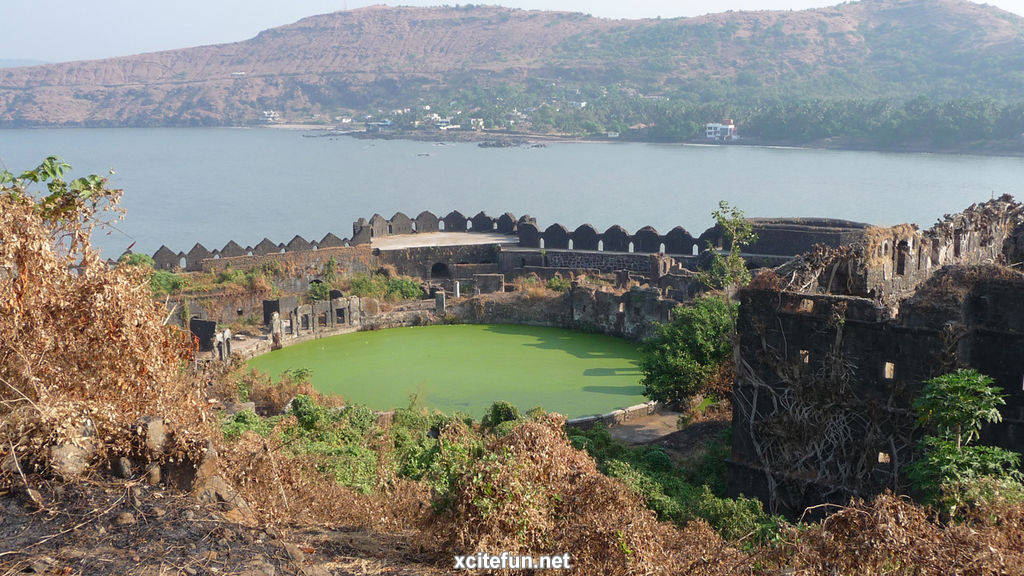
xmin=245 ymin=324 xmax=645 ymax=419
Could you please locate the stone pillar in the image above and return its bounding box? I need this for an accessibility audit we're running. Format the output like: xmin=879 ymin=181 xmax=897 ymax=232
xmin=454 ymin=281 xmax=461 ymax=299
xmin=435 ymin=290 xmax=446 ymax=315
xmin=271 ymin=312 xmax=284 ymax=350
xmin=223 ymin=329 xmax=232 ymax=360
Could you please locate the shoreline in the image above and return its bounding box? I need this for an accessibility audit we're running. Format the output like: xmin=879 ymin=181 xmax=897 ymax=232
xmin=4 ymin=123 xmax=1021 ymax=158
xmin=313 ymin=127 xmax=1024 ymax=159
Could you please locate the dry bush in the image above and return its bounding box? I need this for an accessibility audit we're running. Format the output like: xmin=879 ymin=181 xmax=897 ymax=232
xmin=776 ymin=493 xmax=1024 ymax=575
xmin=428 ymin=414 xmax=749 ymax=575
xmin=217 ymin=426 xmax=430 ymax=532
xmin=747 ymin=269 xmax=783 ymax=291
xmin=214 ymin=367 xmax=346 ymax=414
xmin=511 ymin=275 xmax=553 ymax=300
xmin=0 ymin=174 xmax=209 ymax=482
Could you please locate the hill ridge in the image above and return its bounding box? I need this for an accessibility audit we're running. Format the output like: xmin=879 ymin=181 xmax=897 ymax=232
xmin=1 ymin=0 xmax=1022 ymax=127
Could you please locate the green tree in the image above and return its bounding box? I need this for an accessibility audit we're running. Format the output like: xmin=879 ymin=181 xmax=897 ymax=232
xmin=639 ymin=295 xmax=737 ymax=408
xmin=309 ymin=281 xmax=330 ymax=301
xmin=907 ymin=369 xmax=1023 ymax=515
xmin=119 ymin=252 xmax=155 ymax=267
xmin=696 ymin=201 xmax=757 ymax=290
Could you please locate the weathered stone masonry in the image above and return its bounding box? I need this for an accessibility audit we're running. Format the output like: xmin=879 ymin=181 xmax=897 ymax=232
xmin=729 ymin=197 xmax=1024 ymax=516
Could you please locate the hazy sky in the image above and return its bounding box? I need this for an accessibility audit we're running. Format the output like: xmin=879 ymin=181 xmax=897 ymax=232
xmin=4 ymin=0 xmax=1024 ymax=63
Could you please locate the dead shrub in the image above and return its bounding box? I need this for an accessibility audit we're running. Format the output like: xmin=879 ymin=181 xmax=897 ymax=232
xmin=0 ymin=163 xmax=209 ymax=484
xmin=216 ymin=426 xmax=429 ymax=531
xmin=216 ymin=367 xmax=345 ymax=415
xmin=427 ymin=414 xmax=749 ymax=575
xmin=511 ymin=275 xmax=554 ymax=301
xmin=775 ymin=493 xmax=1024 ymax=575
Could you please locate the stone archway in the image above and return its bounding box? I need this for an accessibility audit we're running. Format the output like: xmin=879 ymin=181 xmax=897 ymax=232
xmin=431 ymin=262 xmax=450 ymax=278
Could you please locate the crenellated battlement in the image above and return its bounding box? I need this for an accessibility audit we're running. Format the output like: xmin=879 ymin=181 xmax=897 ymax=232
xmin=146 ymin=210 xmax=873 ymax=273
xmin=514 ymin=217 xmax=870 ymax=257
xmin=149 ymin=232 xmax=353 ymax=272
xmin=350 ymin=210 xmax=535 ymax=244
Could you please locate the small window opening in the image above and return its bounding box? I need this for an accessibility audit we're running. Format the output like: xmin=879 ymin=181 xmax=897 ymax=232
xmin=884 ymin=362 xmax=895 ymax=380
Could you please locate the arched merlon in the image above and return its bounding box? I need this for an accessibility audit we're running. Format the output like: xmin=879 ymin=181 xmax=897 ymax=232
xmin=513 ymin=217 xmax=873 ymax=257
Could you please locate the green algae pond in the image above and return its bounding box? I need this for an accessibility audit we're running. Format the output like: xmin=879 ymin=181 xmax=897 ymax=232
xmin=246 ymin=324 xmax=646 ymax=419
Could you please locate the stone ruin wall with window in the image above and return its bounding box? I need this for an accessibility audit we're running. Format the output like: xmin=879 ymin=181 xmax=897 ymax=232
xmin=729 ymin=196 xmax=1024 ymax=516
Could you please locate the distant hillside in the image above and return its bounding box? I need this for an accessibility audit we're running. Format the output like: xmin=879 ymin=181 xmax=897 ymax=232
xmin=2 ymin=0 xmax=1023 ymax=127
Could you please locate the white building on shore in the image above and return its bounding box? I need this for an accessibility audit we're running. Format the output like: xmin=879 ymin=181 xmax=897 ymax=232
xmin=705 ymin=119 xmax=739 ymax=141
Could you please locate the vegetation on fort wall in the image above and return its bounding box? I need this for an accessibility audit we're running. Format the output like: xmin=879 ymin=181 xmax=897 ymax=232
xmin=345 ymin=272 xmax=423 ymax=301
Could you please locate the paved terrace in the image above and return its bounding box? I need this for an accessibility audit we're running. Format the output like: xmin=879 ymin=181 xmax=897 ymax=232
xmin=370 ymin=232 xmax=519 ymax=250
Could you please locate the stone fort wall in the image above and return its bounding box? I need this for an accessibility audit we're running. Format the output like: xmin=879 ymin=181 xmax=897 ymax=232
xmin=729 ymin=196 xmax=1024 ymax=516
xmin=147 ymin=210 xmax=871 ymax=275
xmin=514 ymin=218 xmax=870 ymax=257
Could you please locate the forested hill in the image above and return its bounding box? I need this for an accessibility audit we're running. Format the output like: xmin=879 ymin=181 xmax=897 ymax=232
xmin=1 ymin=0 xmax=1023 ymax=127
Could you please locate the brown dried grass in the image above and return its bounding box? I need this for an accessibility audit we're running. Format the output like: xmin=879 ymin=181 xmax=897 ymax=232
xmin=427 ymin=414 xmax=750 ymax=575
xmin=775 ymin=493 xmax=1024 ymax=575
xmin=216 ymin=426 xmax=429 ymax=532
xmin=214 ymin=367 xmax=346 ymax=414
xmin=0 ymin=192 xmax=210 ymax=481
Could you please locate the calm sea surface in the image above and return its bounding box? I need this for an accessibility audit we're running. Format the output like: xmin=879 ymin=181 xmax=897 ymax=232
xmin=1 ymin=127 xmax=1021 ymax=257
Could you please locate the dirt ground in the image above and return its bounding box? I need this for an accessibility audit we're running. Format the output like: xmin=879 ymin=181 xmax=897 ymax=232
xmin=608 ymin=408 xmax=731 ymax=463
xmin=0 ymin=480 xmax=440 ymax=576
xmin=607 ymin=411 xmax=683 ymax=444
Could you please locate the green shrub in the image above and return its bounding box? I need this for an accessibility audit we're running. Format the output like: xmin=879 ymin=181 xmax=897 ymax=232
xmin=309 ymin=281 xmax=330 ymax=301
xmin=348 ymin=273 xmax=423 ymax=300
xmin=288 ymin=394 xmax=325 ymax=430
xmin=545 ymin=276 xmax=572 ymax=292
xmin=481 ymin=401 xmax=521 ymax=430
xmin=150 ymin=270 xmax=185 ymax=297
xmin=348 ymin=273 xmax=386 ymax=298
xmin=908 ymin=369 xmax=1024 ymax=516
xmin=215 ymin=268 xmax=244 ymax=284
xmin=222 ymin=410 xmax=272 ymax=439
xmin=119 ymin=252 xmax=155 ymax=267
xmin=639 ymin=294 xmax=736 ymax=408
xmin=570 ymin=424 xmax=783 ymax=542
xmin=384 ymin=276 xmax=423 ymax=300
